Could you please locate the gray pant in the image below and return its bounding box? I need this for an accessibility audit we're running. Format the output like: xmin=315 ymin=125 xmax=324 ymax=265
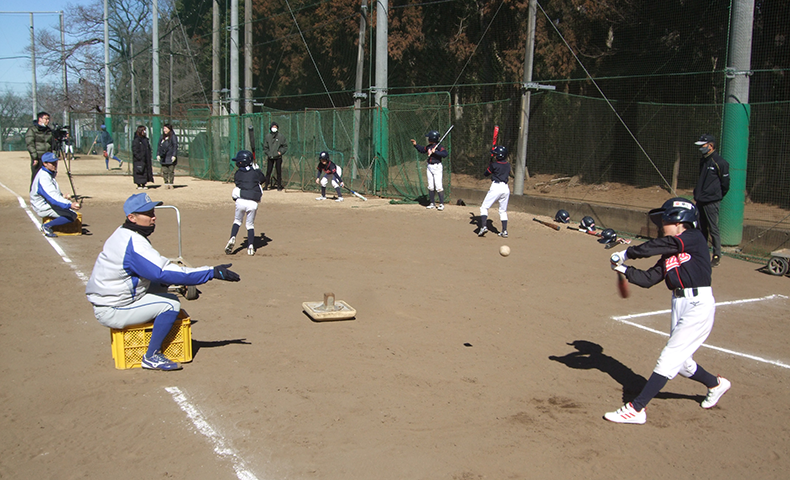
xmin=698 ymin=201 xmax=721 ymax=256
xmin=161 ymin=164 xmax=176 ymax=184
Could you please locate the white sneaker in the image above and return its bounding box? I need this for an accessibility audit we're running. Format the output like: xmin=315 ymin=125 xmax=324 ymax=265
xmin=498 ymin=231 xmax=508 ymax=238
xmin=426 ymin=203 xmax=436 ymax=209
xmin=247 ymin=245 xmax=255 ymax=256
xmin=225 ymin=236 xmax=235 ymax=255
xmin=437 ymin=204 xmax=444 ymax=211
xmin=335 ymin=197 xmax=344 ymax=202
xmin=604 ymin=403 xmax=646 ymax=424
xmin=316 ymin=196 xmax=327 ymax=201
xmin=478 ymin=226 xmax=488 ymax=237
xmin=701 ymin=376 xmax=731 ymax=409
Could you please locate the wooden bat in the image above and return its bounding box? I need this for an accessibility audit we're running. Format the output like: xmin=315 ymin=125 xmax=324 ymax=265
xmin=344 ymin=186 xmax=367 ymax=201
xmin=617 ymin=272 xmax=630 ymax=298
xmin=532 ymin=217 xmax=561 ymax=231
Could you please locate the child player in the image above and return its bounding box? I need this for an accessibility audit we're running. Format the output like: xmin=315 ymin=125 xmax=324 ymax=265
xmin=224 ymin=150 xmax=265 ymax=256
xmin=605 ymin=197 xmax=731 ymax=424
xmin=315 ymin=151 xmax=344 ymax=202
xmin=478 ymin=146 xmax=510 ymax=238
xmin=410 ymin=130 xmax=448 ymax=210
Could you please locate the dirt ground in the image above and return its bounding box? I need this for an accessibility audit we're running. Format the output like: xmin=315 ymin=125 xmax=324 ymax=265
xmin=2 ymin=152 xmax=789 ymax=480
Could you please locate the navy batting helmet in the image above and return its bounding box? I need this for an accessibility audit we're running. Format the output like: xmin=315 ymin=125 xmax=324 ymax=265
xmin=232 ymin=150 xmax=254 ymax=167
xmin=426 ymin=130 xmax=440 ymax=143
xmin=319 ymin=151 xmax=330 ymax=162
xmin=492 ymin=145 xmax=508 ymax=161
xmin=598 ymin=228 xmax=617 ymax=245
xmin=649 ymin=197 xmax=698 ymax=228
xmin=580 ymin=216 xmax=596 ymax=232
xmin=555 ymin=209 xmax=570 ymax=224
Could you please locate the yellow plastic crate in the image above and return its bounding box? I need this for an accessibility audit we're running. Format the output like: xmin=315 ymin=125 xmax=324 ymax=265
xmin=110 ymin=310 xmax=192 ymax=369
xmin=43 ymin=211 xmax=82 ymax=235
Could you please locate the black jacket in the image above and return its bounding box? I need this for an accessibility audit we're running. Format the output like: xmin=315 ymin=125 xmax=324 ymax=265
xmin=158 ymin=133 xmax=178 ymax=165
xmin=132 ymin=135 xmax=153 ymax=184
xmin=235 ymin=167 xmax=266 ymax=202
xmin=693 ymin=151 xmax=730 ymax=204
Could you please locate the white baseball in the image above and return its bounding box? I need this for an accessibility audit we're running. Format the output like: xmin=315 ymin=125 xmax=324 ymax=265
xmin=499 ymin=245 xmax=510 ymax=257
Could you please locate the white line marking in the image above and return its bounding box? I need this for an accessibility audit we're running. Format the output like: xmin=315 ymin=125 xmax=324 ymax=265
xmin=612 ymin=294 xmax=790 ymax=370
xmin=1 ymin=180 xmax=88 ymax=284
xmin=165 ymin=386 xmax=260 ymax=480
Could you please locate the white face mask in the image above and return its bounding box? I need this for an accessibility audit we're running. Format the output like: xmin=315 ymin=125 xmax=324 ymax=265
xmin=271 ymin=127 xmax=278 ymax=133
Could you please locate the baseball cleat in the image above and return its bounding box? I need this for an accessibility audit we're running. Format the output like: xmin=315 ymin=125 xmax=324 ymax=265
xmin=335 ymin=197 xmax=344 ymax=202
xmin=498 ymin=230 xmax=508 ymax=238
xmin=41 ymin=224 xmax=57 ymax=238
xmin=426 ymin=203 xmax=436 ymax=209
xmin=225 ymin=236 xmax=235 ymax=255
xmin=247 ymin=245 xmax=255 ymax=256
xmin=701 ymin=376 xmax=731 ymax=408
xmin=316 ymin=196 xmax=327 ymax=201
xmin=478 ymin=226 xmax=488 ymax=237
xmin=437 ymin=204 xmax=444 ymax=211
xmin=604 ymin=403 xmax=646 ymax=424
xmin=141 ymin=351 xmax=182 ymax=371
xmin=711 ymin=255 xmax=721 ymax=267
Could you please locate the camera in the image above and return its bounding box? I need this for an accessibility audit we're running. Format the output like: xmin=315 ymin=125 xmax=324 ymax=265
xmin=52 ymin=124 xmax=69 ymax=142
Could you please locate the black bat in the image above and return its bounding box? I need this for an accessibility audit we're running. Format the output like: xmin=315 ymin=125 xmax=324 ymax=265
xmin=247 ymin=125 xmax=256 ymax=160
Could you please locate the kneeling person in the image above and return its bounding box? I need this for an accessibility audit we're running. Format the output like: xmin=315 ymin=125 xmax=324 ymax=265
xmin=85 ymin=193 xmax=241 ymax=371
xmin=30 ymin=152 xmax=81 ymax=237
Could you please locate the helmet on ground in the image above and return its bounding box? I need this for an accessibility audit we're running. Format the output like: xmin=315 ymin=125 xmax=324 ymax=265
xmin=580 ymin=216 xmax=596 ymax=231
xmin=426 ymin=130 xmax=440 ymax=143
xmin=492 ymin=145 xmax=508 ymax=161
xmin=555 ymin=209 xmax=570 ymax=224
xmin=598 ymin=228 xmax=617 ymax=245
xmin=649 ymin=197 xmax=697 ymax=228
xmin=319 ymin=151 xmax=330 ymax=162
xmin=232 ymin=150 xmax=254 ymax=167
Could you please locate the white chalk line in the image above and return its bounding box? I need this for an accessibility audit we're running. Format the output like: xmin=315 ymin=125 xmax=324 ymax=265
xmin=0 ymin=180 xmax=88 ymax=285
xmin=612 ymin=294 xmax=790 ymax=370
xmin=165 ymin=386 xmax=260 ymax=480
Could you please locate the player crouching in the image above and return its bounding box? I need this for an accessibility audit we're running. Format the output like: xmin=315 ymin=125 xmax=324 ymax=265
xmin=604 ymin=197 xmax=730 ymax=424
xmin=86 ymin=193 xmax=241 ymax=371
xmin=224 ymin=150 xmax=266 ymax=256
xmin=315 ymin=151 xmax=344 ymax=202
xmin=30 ymin=152 xmax=81 ymax=237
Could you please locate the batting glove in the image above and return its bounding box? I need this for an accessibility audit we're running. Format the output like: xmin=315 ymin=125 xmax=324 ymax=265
xmin=610 ymin=250 xmax=628 ymax=265
xmin=213 ymin=264 xmax=240 ymax=282
xmin=611 ymin=263 xmax=627 ymax=274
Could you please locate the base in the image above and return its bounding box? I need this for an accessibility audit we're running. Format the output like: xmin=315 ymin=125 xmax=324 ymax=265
xmin=303 ymin=292 xmax=356 ymax=322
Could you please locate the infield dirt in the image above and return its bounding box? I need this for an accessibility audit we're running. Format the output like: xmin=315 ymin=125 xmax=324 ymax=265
xmin=1 ymin=152 xmax=789 ymax=479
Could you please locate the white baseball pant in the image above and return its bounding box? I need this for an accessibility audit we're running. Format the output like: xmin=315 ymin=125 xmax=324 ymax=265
xmin=653 ymin=287 xmax=716 ymax=379
xmin=319 ymin=166 xmax=343 ymax=188
xmin=426 ymin=163 xmax=443 ymax=192
xmin=480 ymin=182 xmax=510 ymax=221
xmin=233 ymin=198 xmax=259 ymax=230
xmin=93 ymin=290 xmax=180 ymax=329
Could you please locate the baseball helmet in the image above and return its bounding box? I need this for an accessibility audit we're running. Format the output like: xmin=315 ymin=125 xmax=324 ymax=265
xmin=492 ymin=145 xmax=508 ymax=161
xmin=426 ymin=130 xmax=440 ymax=143
xmin=319 ymin=151 xmax=330 ymax=162
xmin=580 ymin=216 xmax=596 ymax=232
xmin=554 ymin=209 xmax=570 ymax=224
xmin=598 ymin=228 xmax=617 ymax=245
xmin=649 ymin=197 xmax=698 ymax=228
xmin=232 ymin=150 xmax=254 ymax=167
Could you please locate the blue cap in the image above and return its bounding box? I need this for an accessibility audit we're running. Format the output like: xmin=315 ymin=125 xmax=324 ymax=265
xmin=124 ymin=193 xmax=162 ymax=215
xmin=41 ymin=152 xmax=58 ymax=164
xmin=101 ymin=124 xmax=106 ymax=130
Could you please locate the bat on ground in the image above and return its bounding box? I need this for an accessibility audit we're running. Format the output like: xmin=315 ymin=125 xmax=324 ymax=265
xmin=617 ymin=272 xmax=630 ymax=298
xmin=532 ymin=217 xmax=561 ymax=231
xmin=566 ymin=226 xmax=631 ymax=244
xmin=344 ymin=186 xmax=367 ymax=201
xmin=247 ymin=125 xmax=256 ymax=160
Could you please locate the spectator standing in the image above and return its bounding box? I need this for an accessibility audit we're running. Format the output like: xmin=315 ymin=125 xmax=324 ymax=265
xmin=693 ymin=134 xmax=730 ymax=267
xmin=25 ymin=111 xmax=54 ymax=187
xmin=262 ymin=122 xmax=288 ymax=191
xmin=157 ymin=124 xmax=179 ymax=189
xmin=132 ymin=126 xmax=154 ymax=189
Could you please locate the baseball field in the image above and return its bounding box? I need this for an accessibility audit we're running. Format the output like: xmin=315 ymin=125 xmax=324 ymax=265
xmin=1 ymin=151 xmax=788 ymax=479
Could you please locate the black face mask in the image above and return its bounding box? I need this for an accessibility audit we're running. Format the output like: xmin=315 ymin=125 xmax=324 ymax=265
xmin=122 ymin=219 xmax=156 ymax=238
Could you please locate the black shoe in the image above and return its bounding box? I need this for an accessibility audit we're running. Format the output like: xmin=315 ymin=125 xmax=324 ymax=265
xmin=277 ymin=186 xmax=283 ymax=191
xmin=711 ymin=255 xmax=720 ymax=267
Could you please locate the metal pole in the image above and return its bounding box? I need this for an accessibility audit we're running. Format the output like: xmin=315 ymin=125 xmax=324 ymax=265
xmin=169 ymin=32 xmax=173 ymax=117
xmin=152 ymin=0 xmax=161 ymax=145
xmin=212 ymin=0 xmax=220 ymax=116
xmin=30 ymin=13 xmax=37 ymax=117
xmin=230 ymin=0 xmax=239 ymax=115
xmin=514 ymin=0 xmax=537 ymax=195
xmin=60 ymin=12 xmax=69 ymax=128
xmin=104 ymin=0 xmax=111 ymax=132
xmin=244 ymin=0 xmax=253 ymax=115
xmin=374 ymin=0 xmax=387 ymax=109
xmin=352 ymin=0 xmax=368 ymax=179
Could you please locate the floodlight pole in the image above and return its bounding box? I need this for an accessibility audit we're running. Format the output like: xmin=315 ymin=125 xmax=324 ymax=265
xmin=30 ymin=13 xmax=37 ymax=117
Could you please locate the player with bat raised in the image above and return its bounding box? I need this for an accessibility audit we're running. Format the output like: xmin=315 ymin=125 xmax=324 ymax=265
xmin=604 ymin=198 xmax=730 ymax=424
xmin=410 ymin=129 xmax=449 ymax=211
xmin=477 ymin=145 xmax=510 ymax=238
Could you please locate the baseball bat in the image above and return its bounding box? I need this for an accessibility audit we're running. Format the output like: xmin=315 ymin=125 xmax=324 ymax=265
xmin=344 ymin=186 xmax=367 ymax=201
xmin=437 ymin=124 xmax=454 ymax=145
xmin=247 ymin=125 xmax=256 ymax=160
xmin=533 ymin=217 xmax=561 ymax=231
xmin=489 ymin=124 xmax=500 ymax=159
xmin=617 ymin=272 xmax=630 ymax=298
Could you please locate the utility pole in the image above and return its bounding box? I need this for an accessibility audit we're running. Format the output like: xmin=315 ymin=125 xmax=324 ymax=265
xmin=104 ymin=0 xmax=111 ymax=133
xmin=352 ymin=0 xmax=368 ymax=179
xmin=230 ymin=0 xmax=239 ymax=115
xmin=244 ymin=0 xmax=253 ymax=115
xmin=152 ymin=0 xmax=161 ymax=145
xmin=212 ymin=0 xmax=220 ymax=116
xmin=169 ymin=32 xmax=173 ymax=117
xmin=30 ymin=13 xmax=37 ymax=117
xmin=374 ymin=0 xmax=387 ymax=109
xmin=60 ymin=12 xmax=68 ymax=128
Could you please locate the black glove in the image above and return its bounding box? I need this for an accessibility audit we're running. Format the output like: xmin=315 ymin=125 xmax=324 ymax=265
xmin=213 ymin=264 xmax=240 ymax=282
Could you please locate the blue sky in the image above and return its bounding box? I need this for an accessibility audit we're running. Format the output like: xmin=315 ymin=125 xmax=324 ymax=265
xmin=0 ymin=1 xmax=92 ymax=96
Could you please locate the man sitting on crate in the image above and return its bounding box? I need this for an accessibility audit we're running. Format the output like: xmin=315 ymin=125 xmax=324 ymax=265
xmin=30 ymin=152 xmax=81 ymax=238
xmin=85 ymin=193 xmax=241 ymax=371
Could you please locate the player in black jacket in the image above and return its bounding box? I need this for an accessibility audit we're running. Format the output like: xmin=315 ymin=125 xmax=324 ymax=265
xmin=411 ymin=130 xmax=449 ymax=210
xmin=225 ymin=151 xmax=266 ymax=256
xmin=478 ymin=146 xmax=511 ymax=237
xmin=693 ymin=134 xmax=730 ymax=267
xmin=604 ymin=198 xmax=730 ymax=424
xmin=315 ymin=152 xmax=345 ymax=202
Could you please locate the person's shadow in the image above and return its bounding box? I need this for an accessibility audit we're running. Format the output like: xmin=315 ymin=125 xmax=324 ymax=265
xmin=549 ymin=340 xmax=703 ymax=404
xmin=468 ymin=212 xmax=500 ymax=235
